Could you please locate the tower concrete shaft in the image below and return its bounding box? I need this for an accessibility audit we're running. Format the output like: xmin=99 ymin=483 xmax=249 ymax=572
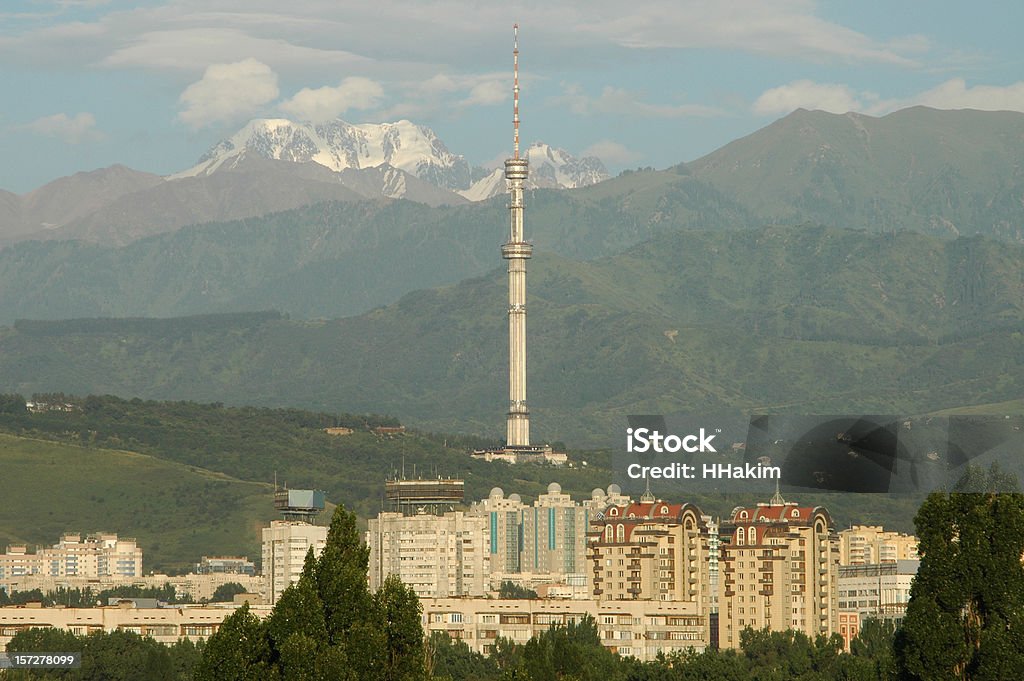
xmin=502 ymin=158 xmax=531 ymax=447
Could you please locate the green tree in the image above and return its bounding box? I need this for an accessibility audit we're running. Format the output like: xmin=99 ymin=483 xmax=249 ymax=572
xmin=210 ymin=582 xmax=248 ymax=603
xmin=895 ymin=465 xmax=1024 ymax=680
xmin=497 ymin=581 xmax=538 ymax=600
xmin=312 ymin=505 xmax=386 ymax=679
xmin=521 ymin=615 xmax=623 ymax=681
xmin=377 ymin=574 xmax=426 ymax=681
xmin=193 ymin=604 xmax=276 ymax=681
xmin=425 ymin=631 xmax=498 ymax=681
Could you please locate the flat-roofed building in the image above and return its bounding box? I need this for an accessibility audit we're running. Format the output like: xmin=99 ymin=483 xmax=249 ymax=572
xmin=367 ymin=510 xmax=489 ymax=597
xmin=839 ymin=526 xmax=918 ymax=566
xmin=0 ymin=603 xmax=271 ymax=648
xmin=0 ymin=533 xmax=142 ymax=585
xmin=520 ymin=483 xmax=589 ymax=584
xmin=421 ymin=597 xmax=707 ymax=661
xmin=261 ymin=521 xmax=327 ymax=605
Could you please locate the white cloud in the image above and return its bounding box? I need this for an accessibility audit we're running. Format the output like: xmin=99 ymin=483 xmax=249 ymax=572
xmin=178 ymin=58 xmax=279 ymax=128
xmin=0 ymin=1 xmax=926 ymax=77
xmin=754 ymin=80 xmax=871 ymax=115
xmin=754 ymin=78 xmax=1024 ymax=117
xmin=279 ymin=77 xmax=384 ymax=122
xmin=553 ymin=83 xmax=722 ymax=118
xmin=380 ymin=72 xmax=509 ymax=120
xmin=568 ymin=0 xmax=921 ymax=65
xmin=23 ymin=112 xmax=101 ymax=143
xmin=459 ymin=80 xmax=506 ymax=107
xmin=100 ymin=27 xmax=374 ymax=74
xmin=900 ymin=78 xmax=1024 ymax=112
xmin=581 ymin=140 xmax=643 ymax=166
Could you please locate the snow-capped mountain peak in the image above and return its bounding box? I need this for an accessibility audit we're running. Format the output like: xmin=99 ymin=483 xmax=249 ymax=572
xmin=172 ymin=118 xmax=471 ymax=191
xmin=457 ymin=142 xmax=609 ymax=201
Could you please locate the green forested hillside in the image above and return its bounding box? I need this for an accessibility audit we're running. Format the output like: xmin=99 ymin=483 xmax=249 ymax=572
xmin=0 ymin=396 xmax=923 ymax=572
xmin=2 ymin=225 xmax=1024 ymax=447
xmin=686 ymin=106 xmax=1024 ymax=240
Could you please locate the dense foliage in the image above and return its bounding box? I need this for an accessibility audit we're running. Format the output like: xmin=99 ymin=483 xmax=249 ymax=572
xmin=193 ymin=504 xmax=425 ymax=681
xmin=0 ymin=584 xmax=188 ymax=608
xmin=895 ymin=466 xmax=1024 ymax=679
xmin=3 ymin=628 xmax=202 ymax=680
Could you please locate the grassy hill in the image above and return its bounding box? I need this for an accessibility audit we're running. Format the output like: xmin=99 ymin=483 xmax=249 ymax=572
xmin=0 ymin=432 xmax=275 ymax=571
xmin=2 ymin=225 xmax=1024 ymax=447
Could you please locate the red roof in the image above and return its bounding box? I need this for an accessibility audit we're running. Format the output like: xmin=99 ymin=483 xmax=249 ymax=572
xmin=731 ymin=504 xmax=814 ymax=523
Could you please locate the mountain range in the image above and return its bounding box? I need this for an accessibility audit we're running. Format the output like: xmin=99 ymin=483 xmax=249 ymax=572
xmin=3 ymin=224 xmax=1024 ymax=446
xmin=0 ymin=118 xmax=608 ymax=245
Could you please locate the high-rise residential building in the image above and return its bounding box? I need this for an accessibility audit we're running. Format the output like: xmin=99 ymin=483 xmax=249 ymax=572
xmin=838 ymin=525 xmax=918 ymax=566
xmin=261 ymin=521 xmax=327 ymax=605
xmin=717 ymin=490 xmax=840 ymax=649
xmin=0 ymin=533 xmax=142 ymax=583
xmin=367 ymin=511 xmax=489 ymax=598
xmin=472 ymin=488 xmax=527 ymax=577
xmin=261 ymin=488 xmax=328 ymax=605
xmin=586 ymin=499 xmax=713 ymax=612
xmin=520 ymin=483 xmax=589 ymax=583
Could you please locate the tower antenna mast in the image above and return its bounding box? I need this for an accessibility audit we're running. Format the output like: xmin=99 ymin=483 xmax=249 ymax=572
xmin=513 ymin=23 xmax=520 ymax=160
xmin=502 ymin=24 xmax=531 ymax=448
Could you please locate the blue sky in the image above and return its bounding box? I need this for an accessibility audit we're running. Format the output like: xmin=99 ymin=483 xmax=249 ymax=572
xmin=2 ymin=0 xmax=1023 ymax=193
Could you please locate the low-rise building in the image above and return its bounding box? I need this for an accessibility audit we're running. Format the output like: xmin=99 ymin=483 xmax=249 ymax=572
xmin=0 ymin=602 xmax=270 ymax=648
xmin=421 ymin=597 xmax=707 ymax=661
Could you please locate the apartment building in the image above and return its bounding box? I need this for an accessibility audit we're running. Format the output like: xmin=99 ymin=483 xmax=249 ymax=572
xmin=366 ymin=510 xmax=489 ymax=597
xmin=0 ymin=533 xmax=142 ymax=587
xmin=717 ymin=491 xmax=840 ymax=649
xmin=261 ymin=520 xmax=327 ymax=605
xmin=838 ymin=525 xmax=918 ymax=566
xmin=421 ymin=597 xmax=707 ymax=661
xmin=587 ymin=499 xmax=713 ymax=615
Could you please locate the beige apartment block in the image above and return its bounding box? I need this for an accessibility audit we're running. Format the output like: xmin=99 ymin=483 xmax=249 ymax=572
xmin=421 ymin=597 xmax=706 ymax=661
xmin=587 ymin=500 xmax=713 ymax=612
xmin=261 ymin=520 xmax=327 ymax=605
xmin=838 ymin=525 xmax=919 ymax=566
xmin=0 ymin=602 xmax=271 ymax=649
xmin=838 ymin=560 xmax=919 ymax=620
xmin=717 ymin=493 xmax=840 ymax=649
xmin=0 ymin=572 xmax=261 ymax=604
xmin=366 ymin=511 xmax=489 ymax=597
xmin=0 ymin=533 xmax=142 ymax=582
